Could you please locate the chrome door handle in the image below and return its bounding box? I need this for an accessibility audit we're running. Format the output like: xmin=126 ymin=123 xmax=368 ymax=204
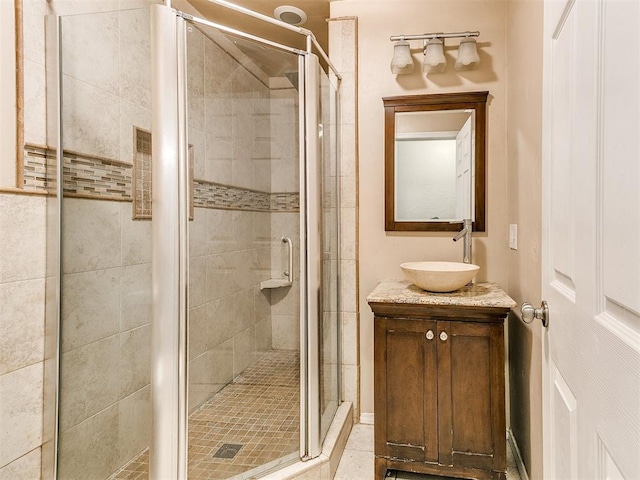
xmin=521 ymin=301 xmax=550 ymax=328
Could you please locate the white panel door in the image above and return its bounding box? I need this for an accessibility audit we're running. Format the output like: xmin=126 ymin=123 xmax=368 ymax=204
xmin=542 ymin=0 xmax=640 ymax=479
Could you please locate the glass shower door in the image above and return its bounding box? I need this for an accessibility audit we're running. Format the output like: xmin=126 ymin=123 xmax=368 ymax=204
xmin=183 ymin=18 xmax=303 ymax=480
xmin=55 ymin=7 xmax=153 ymax=480
xmin=319 ymin=68 xmax=340 ymax=443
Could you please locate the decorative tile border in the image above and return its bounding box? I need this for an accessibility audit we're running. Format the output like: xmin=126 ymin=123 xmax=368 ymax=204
xmin=21 ymin=144 xmax=299 ymax=213
xmin=193 ymin=180 xmax=299 ymax=212
xmin=64 ymin=151 xmax=131 ymax=200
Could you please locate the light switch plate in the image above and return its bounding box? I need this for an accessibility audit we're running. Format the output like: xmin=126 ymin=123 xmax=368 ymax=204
xmin=509 ymin=224 xmax=518 ymax=250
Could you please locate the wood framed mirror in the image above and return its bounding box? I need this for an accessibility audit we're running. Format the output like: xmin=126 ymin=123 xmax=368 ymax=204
xmin=383 ymin=91 xmax=488 ymax=232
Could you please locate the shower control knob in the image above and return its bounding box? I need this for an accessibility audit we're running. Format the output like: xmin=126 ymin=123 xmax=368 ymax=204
xmin=440 ymin=331 xmax=448 ymax=341
xmin=426 ymin=330 xmax=434 ymax=340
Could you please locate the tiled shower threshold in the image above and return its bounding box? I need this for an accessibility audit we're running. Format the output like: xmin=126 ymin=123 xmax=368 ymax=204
xmin=111 ymin=350 xmax=300 ymax=480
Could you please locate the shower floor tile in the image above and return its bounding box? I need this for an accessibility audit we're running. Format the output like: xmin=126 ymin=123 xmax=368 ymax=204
xmin=110 ymin=349 xmax=300 ymax=480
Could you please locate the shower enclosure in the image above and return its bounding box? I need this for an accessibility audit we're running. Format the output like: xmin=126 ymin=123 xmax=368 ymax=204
xmin=47 ymin=3 xmax=341 ymax=479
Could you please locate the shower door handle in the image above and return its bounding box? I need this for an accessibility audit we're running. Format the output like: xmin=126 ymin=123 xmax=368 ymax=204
xmin=282 ymin=236 xmax=293 ymax=284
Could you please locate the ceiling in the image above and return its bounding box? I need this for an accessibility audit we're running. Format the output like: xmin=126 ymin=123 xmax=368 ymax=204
xmin=186 ymin=0 xmax=331 ymax=65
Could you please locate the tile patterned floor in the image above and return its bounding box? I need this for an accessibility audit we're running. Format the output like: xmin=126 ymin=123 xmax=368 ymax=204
xmin=335 ymin=424 xmax=524 ymax=480
xmin=111 ymin=350 xmax=300 ymax=480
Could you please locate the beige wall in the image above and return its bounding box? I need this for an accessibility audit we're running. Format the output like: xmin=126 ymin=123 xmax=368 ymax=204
xmin=506 ymin=0 xmax=544 ymax=478
xmin=331 ymin=0 xmax=510 ymax=416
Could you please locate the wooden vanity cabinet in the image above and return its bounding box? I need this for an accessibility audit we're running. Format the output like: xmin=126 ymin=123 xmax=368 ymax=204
xmin=371 ymin=302 xmax=510 ymax=480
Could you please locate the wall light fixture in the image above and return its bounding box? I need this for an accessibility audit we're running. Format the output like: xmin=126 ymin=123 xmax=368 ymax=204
xmin=389 ymin=31 xmax=480 ymax=75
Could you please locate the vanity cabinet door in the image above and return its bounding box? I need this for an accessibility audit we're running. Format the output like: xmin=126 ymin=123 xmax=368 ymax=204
xmin=374 ymin=317 xmax=438 ymax=463
xmin=437 ymin=321 xmax=506 ymax=473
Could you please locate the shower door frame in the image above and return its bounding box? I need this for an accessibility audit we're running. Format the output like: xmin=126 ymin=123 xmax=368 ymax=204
xmin=151 ymin=4 xmax=339 ymax=478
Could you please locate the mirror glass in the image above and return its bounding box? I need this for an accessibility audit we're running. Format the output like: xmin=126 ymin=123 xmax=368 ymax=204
xmin=384 ymin=92 xmax=488 ymax=232
xmin=394 ymin=109 xmax=475 ymax=222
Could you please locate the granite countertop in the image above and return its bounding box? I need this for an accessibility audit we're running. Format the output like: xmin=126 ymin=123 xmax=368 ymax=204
xmin=367 ymin=279 xmax=517 ymax=310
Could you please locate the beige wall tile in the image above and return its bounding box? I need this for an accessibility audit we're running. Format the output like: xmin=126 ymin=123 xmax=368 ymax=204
xmin=340 ymin=365 xmax=359 ymax=418
xmin=189 ymin=340 xmax=233 ymax=411
xmin=206 ymin=208 xmax=234 ymax=255
xmin=0 ymin=194 xmax=46 ymax=283
xmin=232 ymin=289 xmax=255 ymax=337
xmin=62 ymin=199 xmax=121 ymax=274
xmin=340 ymin=313 xmax=358 ymax=367
xmin=120 ymin=203 xmax=151 ymax=266
xmin=272 ymin=314 xmax=299 ymax=350
xmin=233 ymin=325 xmax=256 ymax=377
xmin=57 ymin=404 xmax=119 ymax=480
xmin=254 ymin=315 xmax=272 ymax=353
xmin=190 ymin=128 xmax=206 ymax=179
xmin=119 ymin=325 xmax=151 ymax=398
xmin=59 ymin=335 xmax=119 ymax=431
xmin=189 ymin=256 xmax=207 ymax=308
xmin=120 ymin=263 xmax=152 ymax=332
xmin=339 ymin=208 xmax=356 ymax=262
xmin=0 ymin=448 xmax=41 ymax=480
xmin=189 ymin=304 xmax=209 ymax=360
xmin=207 ymin=297 xmax=232 ymax=348
xmin=23 ymin=59 xmax=47 ymax=146
xmin=206 ymin=253 xmax=236 ymax=301
xmin=119 ymin=99 xmax=151 ymax=164
xmin=0 ymin=278 xmax=45 ymax=375
xmin=189 ymin=214 xmax=208 ymax=259
xmin=61 ymin=11 xmax=120 ymax=96
xmin=61 ymin=268 xmax=120 ymax=352
xmin=0 ymin=363 xmax=43 ymax=468
xmin=62 ymin=75 xmax=120 ymax=160
xmin=119 ymin=39 xmax=151 ymax=111
xmin=118 ymin=385 xmax=150 ymax=467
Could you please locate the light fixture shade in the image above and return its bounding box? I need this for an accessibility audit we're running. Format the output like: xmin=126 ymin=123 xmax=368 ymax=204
xmin=390 ymin=40 xmax=414 ymax=74
xmin=455 ymin=37 xmax=480 ymax=70
xmin=423 ymin=38 xmax=446 ymax=74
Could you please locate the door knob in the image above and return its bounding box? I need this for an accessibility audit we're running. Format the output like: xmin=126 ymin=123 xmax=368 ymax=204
xmin=426 ymin=330 xmax=434 ymax=340
xmin=521 ymin=301 xmax=550 ymax=328
xmin=439 ymin=331 xmax=448 ymax=341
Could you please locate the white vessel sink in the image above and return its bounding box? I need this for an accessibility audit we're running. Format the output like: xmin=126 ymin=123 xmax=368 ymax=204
xmin=400 ymin=261 xmax=480 ymax=293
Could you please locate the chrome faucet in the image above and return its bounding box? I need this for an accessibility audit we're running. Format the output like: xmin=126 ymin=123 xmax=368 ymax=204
xmin=452 ymin=218 xmax=473 ymax=264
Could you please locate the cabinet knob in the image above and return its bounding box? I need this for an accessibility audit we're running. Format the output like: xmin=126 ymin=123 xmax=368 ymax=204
xmin=426 ymin=330 xmax=434 ymax=340
xmin=440 ymin=331 xmax=448 ymax=341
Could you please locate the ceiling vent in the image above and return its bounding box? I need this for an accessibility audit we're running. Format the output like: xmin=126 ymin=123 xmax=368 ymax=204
xmin=274 ymin=5 xmax=308 ymax=26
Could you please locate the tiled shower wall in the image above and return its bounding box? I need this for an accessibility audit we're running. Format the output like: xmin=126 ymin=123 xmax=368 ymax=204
xmin=0 ymin=192 xmax=47 ymax=479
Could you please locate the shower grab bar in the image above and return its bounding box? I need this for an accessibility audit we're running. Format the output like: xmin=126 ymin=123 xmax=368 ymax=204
xmin=259 ymin=236 xmax=294 ymax=290
xmin=282 ymin=236 xmax=294 ymax=284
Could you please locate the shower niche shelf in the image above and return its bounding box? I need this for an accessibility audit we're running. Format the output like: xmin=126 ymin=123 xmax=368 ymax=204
xmin=260 ymin=278 xmax=293 ymax=290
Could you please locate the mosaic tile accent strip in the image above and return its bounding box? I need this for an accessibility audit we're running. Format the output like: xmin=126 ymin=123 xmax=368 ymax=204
xmin=193 ymin=180 xmax=299 ymax=212
xmin=21 ymin=144 xmax=299 ymax=212
xmin=270 ymin=192 xmax=300 ymax=212
xmin=63 ymin=151 xmax=131 ymax=200
xmin=110 ymin=349 xmax=300 ymax=480
xmin=23 ymin=145 xmax=49 ymax=192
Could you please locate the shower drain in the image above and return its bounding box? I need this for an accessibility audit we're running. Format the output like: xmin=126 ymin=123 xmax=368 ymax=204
xmin=212 ymin=443 xmax=243 ymax=459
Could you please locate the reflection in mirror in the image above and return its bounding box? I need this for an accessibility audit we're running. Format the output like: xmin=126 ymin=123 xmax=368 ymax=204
xmin=395 ymin=110 xmax=475 ymax=222
xmin=384 ymin=92 xmax=488 ymax=232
